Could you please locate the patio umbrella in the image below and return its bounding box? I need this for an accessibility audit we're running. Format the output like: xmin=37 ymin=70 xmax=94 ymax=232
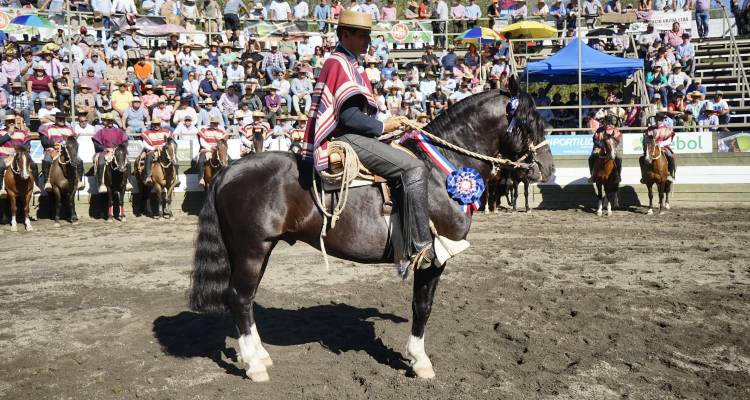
xmin=140 ymin=24 xmax=187 ymax=36
xmin=10 ymin=15 xmax=55 ymax=29
xmin=454 ymin=26 xmax=504 ymax=45
xmin=499 ymin=21 xmax=557 ymax=39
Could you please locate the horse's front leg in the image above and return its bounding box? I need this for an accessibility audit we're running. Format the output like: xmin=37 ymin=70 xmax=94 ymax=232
xmin=406 ymin=263 xmax=444 ymax=379
xmin=165 ymin=186 xmax=175 ymax=219
xmin=9 ymin=193 xmax=17 ymax=232
xmin=53 ymin=188 xmax=62 ymax=227
xmin=511 ymin=181 xmax=519 ymax=211
xmin=596 ymin=183 xmax=603 ymax=216
xmin=664 ymin=181 xmax=672 ymax=210
xmin=106 ymin=188 xmax=114 ymax=222
xmin=68 ymin=189 xmax=78 ymax=223
xmin=118 ymin=187 xmax=127 ymax=222
xmin=523 ymin=180 xmax=530 ymax=212
xmin=24 ymin=188 xmax=33 ymax=231
xmin=647 ymin=182 xmax=654 ymax=215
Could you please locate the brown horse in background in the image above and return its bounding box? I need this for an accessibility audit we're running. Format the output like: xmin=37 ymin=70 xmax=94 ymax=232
xmin=592 ymin=135 xmax=619 ymax=216
xmin=49 ymin=137 xmax=80 ymax=226
xmin=641 ymin=134 xmax=672 ymax=215
xmin=240 ymin=128 xmax=265 ymax=157
xmin=3 ymin=147 xmax=34 ymax=232
xmin=202 ymin=139 xmax=228 ymax=189
xmin=136 ymin=138 xmax=178 ymax=219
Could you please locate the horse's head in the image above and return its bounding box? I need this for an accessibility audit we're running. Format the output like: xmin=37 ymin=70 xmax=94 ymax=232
xmin=506 ymin=92 xmax=555 ymax=183
xmin=61 ymin=136 xmax=79 ymax=165
xmin=216 ymin=139 xmax=229 ymax=167
xmin=12 ymin=146 xmax=32 ymax=181
xmin=111 ymin=143 xmax=128 ymax=173
xmin=252 ymin=128 xmax=265 ymax=154
xmin=602 ymin=133 xmax=617 ymax=161
xmin=160 ymin=137 xmax=178 ymax=166
xmin=643 ymin=132 xmax=657 ymax=163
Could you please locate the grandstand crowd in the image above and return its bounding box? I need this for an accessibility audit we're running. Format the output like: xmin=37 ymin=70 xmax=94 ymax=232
xmin=0 ymin=0 xmax=743 ymax=150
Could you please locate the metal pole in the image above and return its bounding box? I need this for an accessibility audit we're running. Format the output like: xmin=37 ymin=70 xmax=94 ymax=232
xmin=577 ymin=16 xmax=582 ymax=130
xmin=66 ymin=0 xmax=75 ymax=119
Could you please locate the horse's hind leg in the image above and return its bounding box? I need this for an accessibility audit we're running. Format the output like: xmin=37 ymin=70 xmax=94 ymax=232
xmin=119 ymin=188 xmax=127 ymax=222
xmin=523 ymin=181 xmax=530 ymax=212
xmin=228 ymin=242 xmax=277 ymax=382
xmin=53 ymin=188 xmax=62 ymax=227
xmin=24 ymin=190 xmax=33 ymax=231
xmin=68 ymin=190 xmax=78 ymax=223
xmin=406 ymin=263 xmax=444 ymax=379
xmin=596 ymin=184 xmax=604 ymax=216
xmin=657 ymin=183 xmax=665 ymax=214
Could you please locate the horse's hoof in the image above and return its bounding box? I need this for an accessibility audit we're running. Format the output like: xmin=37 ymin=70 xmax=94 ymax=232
xmin=413 ymin=367 xmax=436 ymax=379
xmin=247 ymin=370 xmax=270 ymax=382
xmin=260 ymin=356 xmax=273 ymax=367
xmin=153 ymin=215 xmax=161 ymax=220
xmin=25 ymin=225 xmax=33 ymax=232
xmin=665 ymin=203 xmax=671 ymax=210
xmin=53 ymin=222 xmax=60 ymax=228
xmin=106 ymin=219 xmax=113 ymax=223
xmin=606 ymin=211 xmax=612 ymax=217
xmin=10 ymin=225 xmax=17 ymax=232
xmin=120 ymin=217 xmax=127 ymax=223
xmin=647 ymin=209 xmax=654 ymax=215
xmin=596 ymin=211 xmax=603 ymax=216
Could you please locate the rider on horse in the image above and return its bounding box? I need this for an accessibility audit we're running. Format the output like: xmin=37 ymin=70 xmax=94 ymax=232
xmin=300 ymin=10 xmax=434 ymax=270
xmin=588 ymin=115 xmax=623 ymax=183
xmin=240 ymin=110 xmax=270 ymax=155
xmin=140 ymin=117 xmax=180 ymax=186
xmin=196 ymin=115 xmax=229 ymax=188
xmin=0 ymin=115 xmax=38 ymax=197
xmin=641 ymin=112 xmax=676 ymax=182
xmin=39 ymin=112 xmax=85 ymax=192
xmin=93 ymin=112 xmax=131 ymax=193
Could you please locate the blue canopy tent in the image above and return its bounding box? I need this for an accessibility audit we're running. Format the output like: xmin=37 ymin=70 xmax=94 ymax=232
xmin=520 ymin=38 xmax=643 ymax=83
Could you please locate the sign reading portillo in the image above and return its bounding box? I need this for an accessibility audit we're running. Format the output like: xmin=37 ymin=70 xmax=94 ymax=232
xmin=623 ymin=132 xmax=712 ymax=155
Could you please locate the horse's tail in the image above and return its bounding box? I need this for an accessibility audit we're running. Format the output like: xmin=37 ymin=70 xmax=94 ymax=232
xmin=189 ymin=177 xmax=231 ymax=313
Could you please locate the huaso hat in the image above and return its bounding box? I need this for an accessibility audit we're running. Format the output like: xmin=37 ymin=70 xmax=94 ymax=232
xmin=337 ymin=10 xmax=372 ymax=30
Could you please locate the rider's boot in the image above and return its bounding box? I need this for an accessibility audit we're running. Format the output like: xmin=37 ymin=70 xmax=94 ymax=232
xmin=613 ymin=158 xmax=622 ymax=184
xmin=197 ymin=158 xmax=206 ymax=188
xmin=96 ymin=161 xmax=108 ymax=193
xmin=76 ymin=159 xmax=85 ymax=190
xmin=667 ymin=155 xmax=675 ymax=182
xmin=0 ymin=164 xmax=6 ymax=198
xmin=144 ymin=154 xmax=154 ymax=185
xmin=174 ymin=164 xmax=182 ymax=187
xmin=397 ymin=166 xmax=434 ymax=279
xmin=42 ymin=161 xmax=52 ymax=192
xmin=587 ymin=154 xmax=595 ymax=183
xmin=125 ymin=163 xmax=133 ymax=191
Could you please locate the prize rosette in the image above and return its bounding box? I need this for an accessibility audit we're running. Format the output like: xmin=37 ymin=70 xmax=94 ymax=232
xmin=446 ymin=167 xmax=485 ymax=205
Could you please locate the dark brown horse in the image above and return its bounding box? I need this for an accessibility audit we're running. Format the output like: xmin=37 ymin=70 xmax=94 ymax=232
xmin=592 ymin=134 xmax=619 ymax=216
xmin=49 ymin=136 xmax=80 ymax=226
xmin=104 ymin=144 xmax=129 ymax=222
xmin=641 ymin=134 xmax=672 ymax=215
xmin=189 ymin=90 xmax=554 ymax=381
xmin=3 ymin=147 xmax=34 ymax=232
xmin=202 ymin=139 xmax=228 ymax=189
xmin=136 ymin=138 xmax=178 ymax=219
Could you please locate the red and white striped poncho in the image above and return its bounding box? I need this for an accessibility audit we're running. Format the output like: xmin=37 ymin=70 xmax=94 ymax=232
xmin=300 ymin=49 xmax=378 ymax=171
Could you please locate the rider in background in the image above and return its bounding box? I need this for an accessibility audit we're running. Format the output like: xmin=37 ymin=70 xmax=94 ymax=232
xmin=196 ymin=115 xmax=229 ymax=188
xmin=0 ymin=115 xmax=39 ymax=197
xmin=39 ymin=112 xmax=84 ymax=192
xmin=641 ymin=112 xmax=676 ymax=182
xmin=141 ymin=117 xmax=180 ymax=186
xmin=588 ymin=114 xmax=622 ymax=183
xmin=92 ymin=112 xmax=131 ymax=193
xmin=240 ymin=110 xmax=270 ymax=156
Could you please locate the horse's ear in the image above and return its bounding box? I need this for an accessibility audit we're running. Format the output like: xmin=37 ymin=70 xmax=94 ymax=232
xmin=508 ymin=76 xmax=520 ymax=97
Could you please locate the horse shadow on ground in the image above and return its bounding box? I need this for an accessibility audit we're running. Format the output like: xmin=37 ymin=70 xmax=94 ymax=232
xmin=537 ymin=182 xmax=642 ymax=213
xmin=152 ymin=302 xmax=410 ymax=378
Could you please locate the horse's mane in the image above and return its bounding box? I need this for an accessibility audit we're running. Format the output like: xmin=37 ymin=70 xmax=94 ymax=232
xmin=425 ymin=90 xmax=503 ymax=136
xmin=512 ymin=91 xmax=547 ymax=145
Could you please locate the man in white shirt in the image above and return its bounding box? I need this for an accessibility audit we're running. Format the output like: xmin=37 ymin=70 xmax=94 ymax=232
xmin=361 ymin=0 xmax=381 ymax=20
xmin=271 ymin=71 xmax=293 ymax=115
xmin=449 ymin=84 xmax=472 ymax=104
xmin=418 ymin=71 xmax=437 ymax=112
xmin=293 ymin=0 xmax=309 ymax=18
xmin=111 ymin=0 xmax=137 ymax=14
xmin=225 ymin=60 xmax=246 ymax=90
xmin=74 ymin=111 xmax=96 ymax=136
xmin=290 ymin=72 xmax=313 ymax=115
xmin=153 ymin=45 xmax=176 ymax=81
xmin=434 ymin=0 xmax=450 ymax=48
xmin=269 ymin=0 xmax=292 ymax=20
xmin=173 ymin=115 xmax=199 ymax=139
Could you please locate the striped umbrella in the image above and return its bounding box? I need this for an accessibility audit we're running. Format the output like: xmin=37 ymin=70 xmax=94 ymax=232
xmin=10 ymin=15 xmax=55 ymax=29
xmin=454 ymin=26 xmax=505 ymax=45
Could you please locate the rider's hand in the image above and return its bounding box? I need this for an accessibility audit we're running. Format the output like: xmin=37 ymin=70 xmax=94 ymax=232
xmin=382 ymin=117 xmax=402 ymax=134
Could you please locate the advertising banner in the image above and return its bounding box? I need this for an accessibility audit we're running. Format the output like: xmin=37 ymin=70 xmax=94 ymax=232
xmin=373 ymin=20 xmax=434 ymax=44
xmin=649 ymin=10 xmax=693 ymax=32
xmin=622 ymin=132 xmax=712 ymax=155
xmin=546 ymin=135 xmax=592 ymax=155
xmin=718 ymin=132 xmax=750 ymax=152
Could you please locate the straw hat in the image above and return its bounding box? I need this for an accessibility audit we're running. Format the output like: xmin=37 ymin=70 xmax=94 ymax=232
xmin=337 ymin=10 xmax=373 ymax=30
xmin=151 ymin=117 xmax=162 ymax=124
xmin=252 ymin=110 xmax=266 ymax=117
xmin=209 ymin=115 xmax=220 ymax=123
xmin=689 ymin=91 xmax=704 ymax=99
xmin=296 ymin=115 xmax=308 ymax=121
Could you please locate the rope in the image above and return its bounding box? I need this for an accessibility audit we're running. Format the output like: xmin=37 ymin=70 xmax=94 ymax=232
xmin=397 ymin=117 xmax=538 ymax=170
xmin=311 ymin=141 xmax=361 ymax=272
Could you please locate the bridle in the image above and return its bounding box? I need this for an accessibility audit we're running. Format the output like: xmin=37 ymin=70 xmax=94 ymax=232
xmin=10 ymin=151 xmax=30 ymax=178
xmin=109 ymin=146 xmax=128 ymax=173
xmin=158 ymin=140 xmax=176 ymax=169
xmin=644 ymin=133 xmax=662 ymax=162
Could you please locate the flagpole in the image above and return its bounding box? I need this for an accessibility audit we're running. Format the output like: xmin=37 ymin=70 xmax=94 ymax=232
xmin=66 ymin=0 xmax=75 ymax=119
xmin=577 ymin=15 xmax=582 ymax=130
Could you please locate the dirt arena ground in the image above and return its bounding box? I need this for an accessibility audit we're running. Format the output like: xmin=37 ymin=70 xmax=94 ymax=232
xmin=0 ymin=206 xmax=748 ymax=400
